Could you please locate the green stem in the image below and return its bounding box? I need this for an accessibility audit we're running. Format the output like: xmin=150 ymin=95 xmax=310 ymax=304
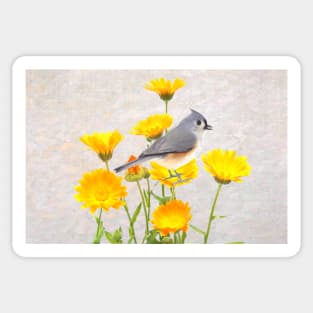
xmin=104 ymin=160 xmax=109 ymax=171
xmin=96 ymin=208 xmax=102 ymax=237
xmin=174 ymin=232 xmax=178 ymax=244
xmin=161 ymin=184 xmax=165 ymax=197
xmin=181 ymin=231 xmax=186 ymax=244
xmin=177 ymin=231 xmax=182 ymax=244
xmin=171 ymin=187 xmax=176 ymax=200
xmin=124 ymin=203 xmax=137 ymax=244
xmin=170 ymin=187 xmax=176 ymax=200
xmin=204 ymin=183 xmax=223 ymax=244
xmin=146 ymin=178 xmax=151 ymax=220
xmin=93 ymin=208 xmax=103 ymax=244
xmin=136 ymin=181 xmax=149 ymax=236
xmin=141 ymin=234 xmax=147 ymax=244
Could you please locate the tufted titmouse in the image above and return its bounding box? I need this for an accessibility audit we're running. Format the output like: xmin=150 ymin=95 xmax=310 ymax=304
xmin=114 ymin=109 xmax=212 ymax=174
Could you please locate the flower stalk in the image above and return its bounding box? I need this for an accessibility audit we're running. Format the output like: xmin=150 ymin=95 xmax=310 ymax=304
xmin=104 ymin=160 xmax=109 ymax=171
xmin=161 ymin=184 xmax=165 ymax=197
xmin=93 ymin=208 xmax=103 ymax=244
xmin=124 ymin=203 xmax=137 ymax=244
xmin=136 ymin=181 xmax=149 ymax=236
xmin=204 ymin=183 xmax=223 ymax=244
xmin=170 ymin=187 xmax=176 ymax=200
xmin=146 ymin=178 xmax=151 ymax=220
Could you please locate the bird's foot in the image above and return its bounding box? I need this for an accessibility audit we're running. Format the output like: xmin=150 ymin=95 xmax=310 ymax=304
xmin=165 ymin=169 xmax=191 ymax=184
xmin=165 ymin=169 xmax=180 ymax=180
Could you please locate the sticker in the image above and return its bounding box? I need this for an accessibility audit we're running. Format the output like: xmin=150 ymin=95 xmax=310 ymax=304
xmin=12 ymin=56 xmax=301 ymax=257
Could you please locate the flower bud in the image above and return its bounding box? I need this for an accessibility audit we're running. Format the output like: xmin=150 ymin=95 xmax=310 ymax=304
xmin=124 ymin=155 xmax=145 ymax=182
xmin=143 ymin=167 xmax=151 ymax=179
xmin=125 ymin=169 xmax=145 ymax=182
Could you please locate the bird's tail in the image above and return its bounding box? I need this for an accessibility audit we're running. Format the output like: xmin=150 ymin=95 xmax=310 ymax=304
xmin=114 ymin=158 xmax=143 ymax=173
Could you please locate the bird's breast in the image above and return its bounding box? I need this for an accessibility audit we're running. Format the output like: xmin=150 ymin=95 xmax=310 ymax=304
xmin=155 ymin=144 xmax=199 ymax=169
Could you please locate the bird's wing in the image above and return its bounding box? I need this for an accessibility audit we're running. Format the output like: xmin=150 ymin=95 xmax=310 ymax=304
xmin=140 ymin=127 xmax=197 ymax=157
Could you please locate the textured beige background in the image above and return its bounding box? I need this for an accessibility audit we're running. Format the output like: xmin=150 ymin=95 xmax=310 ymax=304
xmin=26 ymin=69 xmax=287 ymax=244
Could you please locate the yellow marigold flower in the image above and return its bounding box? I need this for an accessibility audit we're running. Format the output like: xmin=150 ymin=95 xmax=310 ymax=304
xmin=80 ymin=130 xmax=123 ymax=162
xmin=149 ymin=159 xmax=198 ymax=187
xmin=130 ymin=114 xmax=173 ymax=140
xmin=124 ymin=155 xmax=145 ymax=182
xmin=151 ymin=200 xmax=192 ymax=236
xmin=74 ymin=169 xmax=127 ymax=214
xmin=201 ymin=149 xmax=252 ymax=184
xmin=144 ymin=77 xmax=185 ymax=101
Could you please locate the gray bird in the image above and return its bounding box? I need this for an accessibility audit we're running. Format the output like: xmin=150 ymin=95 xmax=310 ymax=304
xmin=114 ymin=109 xmax=212 ymax=174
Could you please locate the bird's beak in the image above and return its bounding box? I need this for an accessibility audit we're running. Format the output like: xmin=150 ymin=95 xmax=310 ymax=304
xmin=205 ymin=125 xmax=213 ymax=130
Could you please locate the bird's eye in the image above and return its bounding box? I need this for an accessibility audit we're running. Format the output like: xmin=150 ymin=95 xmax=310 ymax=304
xmin=196 ymin=120 xmax=202 ymax=126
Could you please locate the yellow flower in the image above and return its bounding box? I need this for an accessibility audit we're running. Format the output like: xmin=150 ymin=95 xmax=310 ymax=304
xmin=151 ymin=200 xmax=192 ymax=236
xmin=149 ymin=159 xmax=198 ymax=187
xmin=130 ymin=114 xmax=173 ymax=140
xmin=80 ymin=130 xmax=123 ymax=162
xmin=74 ymin=169 xmax=127 ymax=214
xmin=144 ymin=77 xmax=185 ymax=101
xmin=201 ymin=149 xmax=252 ymax=184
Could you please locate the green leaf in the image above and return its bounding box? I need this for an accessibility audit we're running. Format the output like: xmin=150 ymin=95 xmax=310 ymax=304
xmin=160 ymin=236 xmax=173 ymax=244
xmin=104 ymin=227 xmax=123 ymax=244
xmin=213 ymin=215 xmax=227 ymax=220
xmin=131 ymin=203 xmax=142 ymax=225
xmin=104 ymin=231 xmax=115 ymax=244
xmin=190 ymin=224 xmax=206 ymax=236
xmin=98 ymin=225 xmax=104 ymax=239
xmin=151 ymin=191 xmax=171 ymax=205
xmin=146 ymin=230 xmax=161 ymax=244
xmin=112 ymin=227 xmax=123 ymax=244
xmin=224 ymin=241 xmax=246 ymax=244
xmin=151 ymin=191 xmax=162 ymax=202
